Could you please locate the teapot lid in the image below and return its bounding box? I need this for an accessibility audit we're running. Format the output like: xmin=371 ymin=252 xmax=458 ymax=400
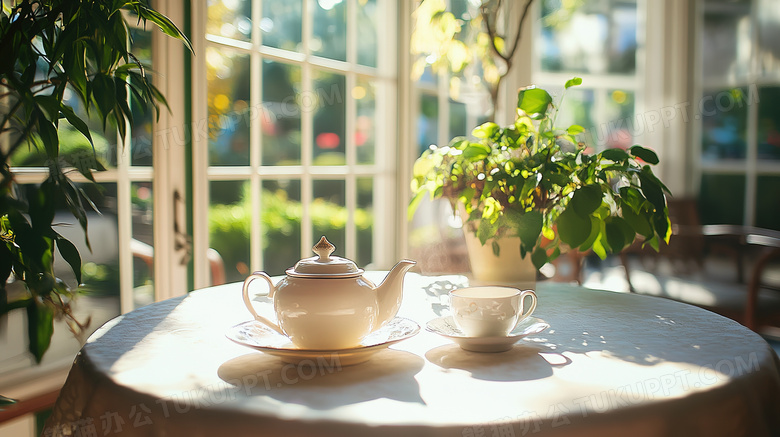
xmin=286 ymin=236 xmax=364 ymax=278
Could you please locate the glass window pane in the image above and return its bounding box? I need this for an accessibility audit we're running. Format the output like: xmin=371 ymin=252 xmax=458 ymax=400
xmin=262 ymin=180 xmax=302 ymax=275
xmin=601 ymin=89 xmax=636 ymax=151
xmin=209 ymin=180 xmax=250 ymax=283
xmin=43 ymin=182 xmax=120 ymax=298
xmin=418 ymin=93 xmax=439 ymax=153
xmin=132 ymin=182 xmax=154 ymax=309
xmin=449 ymin=100 xmax=467 ymax=139
xmin=757 ymin=0 xmax=780 ymax=77
xmin=758 ymin=86 xmax=780 ymax=161
xmin=357 ymin=0 xmax=378 ymax=67
xmin=313 ymin=179 xmax=346 ymax=253
xmin=262 ymin=60 xmax=302 ymax=165
xmin=310 ymin=0 xmax=346 ymax=61
xmin=261 ymin=0 xmax=302 ymax=51
xmin=355 ymin=78 xmax=376 ymax=165
xmin=207 ymin=47 xmax=251 ymax=166
xmin=356 ymin=177 xmax=373 ymax=267
xmin=312 ymin=70 xmax=346 ymax=165
xmin=552 ymin=87 xmax=595 ymax=142
xmin=701 ymin=87 xmax=749 ymax=161
xmin=130 ymin=28 xmax=154 ymax=166
xmin=699 ymin=173 xmax=745 ymax=225
xmin=539 ymin=0 xmax=637 ymax=75
xmin=207 ymin=0 xmax=252 ymax=42
xmin=756 ymin=175 xmax=780 ymax=231
xmin=702 ymin=1 xmax=751 ymax=80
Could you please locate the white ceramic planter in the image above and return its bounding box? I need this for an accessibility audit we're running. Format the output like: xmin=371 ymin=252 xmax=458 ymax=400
xmin=462 ymin=231 xmax=537 ymax=290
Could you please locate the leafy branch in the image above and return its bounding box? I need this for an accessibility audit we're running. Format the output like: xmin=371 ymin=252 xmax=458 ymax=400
xmin=1 ymin=0 xmax=191 ymax=363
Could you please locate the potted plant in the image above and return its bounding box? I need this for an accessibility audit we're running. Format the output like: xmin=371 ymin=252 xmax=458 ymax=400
xmin=409 ymin=78 xmax=672 ymax=285
xmin=0 ymin=0 xmax=191 ymax=366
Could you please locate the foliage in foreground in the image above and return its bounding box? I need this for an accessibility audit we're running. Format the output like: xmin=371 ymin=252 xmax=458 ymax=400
xmin=0 ymin=0 xmax=191 ymax=362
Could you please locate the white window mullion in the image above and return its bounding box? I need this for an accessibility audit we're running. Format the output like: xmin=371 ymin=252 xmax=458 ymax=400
xmin=250 ymin=0 xmax=263 ymax=272
xmin=117 ymin=131 xmax=133 ymax=313
xmin=397 ymin=0 xmax=413 ymax=261
xmin=301 ymin=0 xmax=313 ymax=256
xmin=346 ymin=173 xmax=357 ymax=260
xmin=743 ymin=0 xmax=760 ymax=226
xmin=192 ymin=0 xmax=211 ymax=289
xmin=344 ymin=0 xmax=357 ymax=260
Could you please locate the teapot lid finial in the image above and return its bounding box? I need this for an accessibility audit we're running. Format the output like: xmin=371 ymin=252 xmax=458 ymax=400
xmin=313 ymin=236 xmax=335 ymax=262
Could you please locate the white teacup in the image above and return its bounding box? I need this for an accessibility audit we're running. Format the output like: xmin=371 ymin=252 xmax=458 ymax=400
xmin=449 ymin=286 xmax=537 ymax=337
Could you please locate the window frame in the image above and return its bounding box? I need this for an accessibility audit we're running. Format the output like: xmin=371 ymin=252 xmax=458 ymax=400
xmin=692 ymin=0 xmax=780 ymax=227
xmin=191 ymin=0 xmax=400 ymax=289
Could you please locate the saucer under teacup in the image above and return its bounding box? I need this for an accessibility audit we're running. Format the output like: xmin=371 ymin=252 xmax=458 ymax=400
xmin=426 ymin=315 xmax=549 ymax=352
xmin=226 ymin=317 xmax=420 ymax=365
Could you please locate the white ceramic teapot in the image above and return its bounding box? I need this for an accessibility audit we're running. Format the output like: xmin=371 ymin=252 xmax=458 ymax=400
xmin=241 ymin=236 xmax=416 ymax=350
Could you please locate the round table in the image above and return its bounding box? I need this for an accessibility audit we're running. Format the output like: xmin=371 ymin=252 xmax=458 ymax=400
xmin=44 ymin=273 xmax=780 ymax=436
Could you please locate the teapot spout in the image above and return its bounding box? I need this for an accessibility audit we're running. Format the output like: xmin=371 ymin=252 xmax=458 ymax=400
xmin=374 ymin=260 xmax=416 ymax=328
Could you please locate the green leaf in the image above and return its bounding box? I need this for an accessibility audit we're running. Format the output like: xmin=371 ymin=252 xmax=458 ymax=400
xmin=472 ymin=122 xmax=499 ymax=139
xmin=629 ymin=145 xmax=660 ymax=165
xmin=56 ymin=236 xmax=82 ymax=284
xmin=564 ymin=77 xmax=583 ymax=89
xmin=34 ymin=95 xmax=60 ymax=121
xmin=591 ymin=235 xmax=608 ymax=259
xmin=515 ymin=210 xmax=543 ymax=251
xmin=578 ymin=216 xmax=601 ymax=252
xmin=49 ymin=21 xmax=77 ymax=69
xmin=641 ymin=165 xmax=672 ymax=194
xmin=517 ymin=87 xmax=552 ymax=120
xmin=37 ymin=117 xmax=60 ymax=159
xmin=605 ymin=217 xmax=634 ymax=252
xmin=618 ymin=216 xmax=637 ymax=246
xmin=567 ymin=125 xmax=585 ymax=135
xmin=91 ymin=73 xmax=116 ymax=129
xmin=653 ymin=210 xmax=672 ymax=244
xmin=61 ymin=178 xmax=89 ymax=247
xmin=491 ymin=240 xmax=500 ymax=257
xmin=531 ymin=247 xmax=548 ymax=270
xmin=546 ymin=173 xmax=570 ymax=187
xmin=638 ymin=172 xmax=666 ymax=212
xmin=26 ymin=299 xmax=54 ymax=364
xmin=600 ymin=148 xmax=630 ymax=162
xmin=477 ymin=218 xmax=498 ymax=246
xmin=0 ymin=394 xmax=17 ymax=406
xmin=462 ymin=143 xmax=491 ymax=160
xmin=570 ymin=185 xmax=602 ymax=217
xmin=619 ymin=187 xmax=645 ymax=212
xmin=133 ymin=4 xmax=194 ymax=53
xmin=59 ymin=102 xmax=94 ymax=148
xmin=557 ymin=207 xmax=592 ymax=248
xmin=645 ymin=235 xmax=660 ymax=252
xmin=29 ymin=179 xmax=57 ymax=231
xmin=622 ymin=205 xmax=653 ymax=238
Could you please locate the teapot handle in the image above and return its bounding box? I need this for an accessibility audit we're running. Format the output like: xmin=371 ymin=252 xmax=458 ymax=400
xmin=241 ymin=272 xmax=286 ymax=336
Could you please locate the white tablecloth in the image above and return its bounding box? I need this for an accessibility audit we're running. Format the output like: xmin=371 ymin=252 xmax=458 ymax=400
xmin=44 ymin=273 xmax=780 ymax=436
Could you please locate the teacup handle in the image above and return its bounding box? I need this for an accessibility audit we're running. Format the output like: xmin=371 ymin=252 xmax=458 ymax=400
xmin=513 ymin=290 xmax=538 ymax=328
xmin=242 ymin=272 xmax=286 ymax=336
